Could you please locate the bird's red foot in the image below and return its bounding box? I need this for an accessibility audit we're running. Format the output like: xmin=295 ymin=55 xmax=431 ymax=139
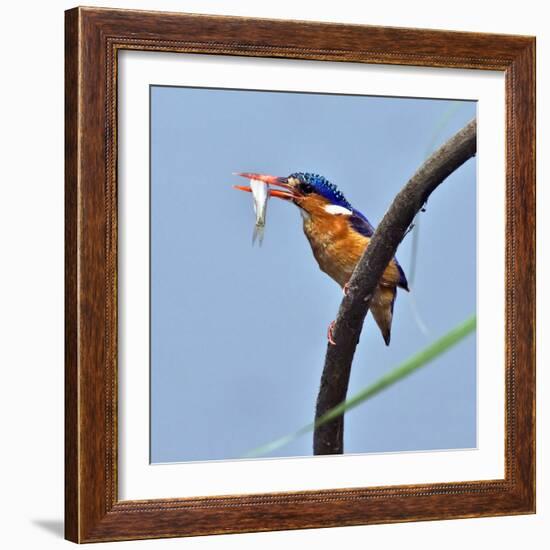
xmin=327 ymin=320 xmax=337 ymax=346
xmin=343 ymin=282 xmax=350 ymax=296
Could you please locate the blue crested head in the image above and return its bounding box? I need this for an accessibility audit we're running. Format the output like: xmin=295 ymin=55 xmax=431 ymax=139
xmin=289 ymin=172 xmax=352 ymax=210
xmin=288 ymin=171 xmax=378 ymax=243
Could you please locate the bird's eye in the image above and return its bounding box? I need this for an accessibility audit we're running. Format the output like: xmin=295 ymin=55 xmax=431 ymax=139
xmin=300 ymin=182 xmax=314 ymax=194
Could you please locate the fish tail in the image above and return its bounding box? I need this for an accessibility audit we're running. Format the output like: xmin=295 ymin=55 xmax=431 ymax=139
xmin=252 ymin=224 xmax=265 ymax=246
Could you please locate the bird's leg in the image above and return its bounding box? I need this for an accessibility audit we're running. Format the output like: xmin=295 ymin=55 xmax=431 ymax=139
xmin=328 ymin=284 xmax=351 ymax=345
xmin=327 ymin=320 xmax=337 ymax=346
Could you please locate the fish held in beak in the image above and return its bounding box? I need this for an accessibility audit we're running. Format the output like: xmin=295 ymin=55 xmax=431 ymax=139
xmin=250 ymin=178 xmax=268 ymax=246
xmin=232 ymin=172 xmax=295 ymax=246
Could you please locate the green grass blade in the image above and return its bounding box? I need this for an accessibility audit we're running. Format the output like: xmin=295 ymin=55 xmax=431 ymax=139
xmin=243 ymin=314 xmax=476 ymax=458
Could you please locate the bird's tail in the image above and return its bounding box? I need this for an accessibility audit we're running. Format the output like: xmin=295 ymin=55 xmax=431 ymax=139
xmin=370 ymin=285 xmax=397 ymax=346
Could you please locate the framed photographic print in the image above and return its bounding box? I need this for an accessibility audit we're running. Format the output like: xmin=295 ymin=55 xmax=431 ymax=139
xmin=65 ymin=6 xmax=535 ymax=543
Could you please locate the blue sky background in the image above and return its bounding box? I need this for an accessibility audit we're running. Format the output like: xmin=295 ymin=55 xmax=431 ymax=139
xmin=150 ymin=85 xmax=477 ymax=463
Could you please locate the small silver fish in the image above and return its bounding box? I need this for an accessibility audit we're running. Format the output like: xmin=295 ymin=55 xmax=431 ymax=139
xmin=250 ymin=178 xmax=269 ymax=246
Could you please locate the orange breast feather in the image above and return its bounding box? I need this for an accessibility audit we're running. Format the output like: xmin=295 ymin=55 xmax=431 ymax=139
xmin=302 ymin=212 xmax=402 ymax=288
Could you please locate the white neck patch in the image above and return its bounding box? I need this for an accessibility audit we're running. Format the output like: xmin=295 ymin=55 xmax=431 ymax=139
xmin=324 ymin=204 xmax=353 ymax=216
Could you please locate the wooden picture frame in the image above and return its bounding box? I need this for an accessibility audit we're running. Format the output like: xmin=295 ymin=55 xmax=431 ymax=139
xmin=65 ymin=6 xmax=535 ymax=543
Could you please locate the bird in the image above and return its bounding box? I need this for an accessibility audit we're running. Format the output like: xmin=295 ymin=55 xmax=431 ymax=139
xmin=233 ymin=172 xmax=409 ymax=346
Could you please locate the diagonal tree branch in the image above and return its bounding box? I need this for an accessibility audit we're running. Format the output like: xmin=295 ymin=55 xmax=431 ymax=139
xmin=313 ymin=119 xmax=477 ymax=455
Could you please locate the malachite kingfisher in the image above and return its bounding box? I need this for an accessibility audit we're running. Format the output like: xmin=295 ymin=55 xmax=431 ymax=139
xmin=233 ymin=172 xmax=409 ymax=346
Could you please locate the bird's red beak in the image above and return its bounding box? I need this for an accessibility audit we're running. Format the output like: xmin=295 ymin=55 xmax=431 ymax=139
xmin=232 ymin=172 xmax=295 ymax=200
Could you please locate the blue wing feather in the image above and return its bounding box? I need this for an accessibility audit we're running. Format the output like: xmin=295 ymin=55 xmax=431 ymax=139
xmin=394 ymin=260 xmax=409 ymax=291
xmin=349 ymin=208 xmax=375 ymax=237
